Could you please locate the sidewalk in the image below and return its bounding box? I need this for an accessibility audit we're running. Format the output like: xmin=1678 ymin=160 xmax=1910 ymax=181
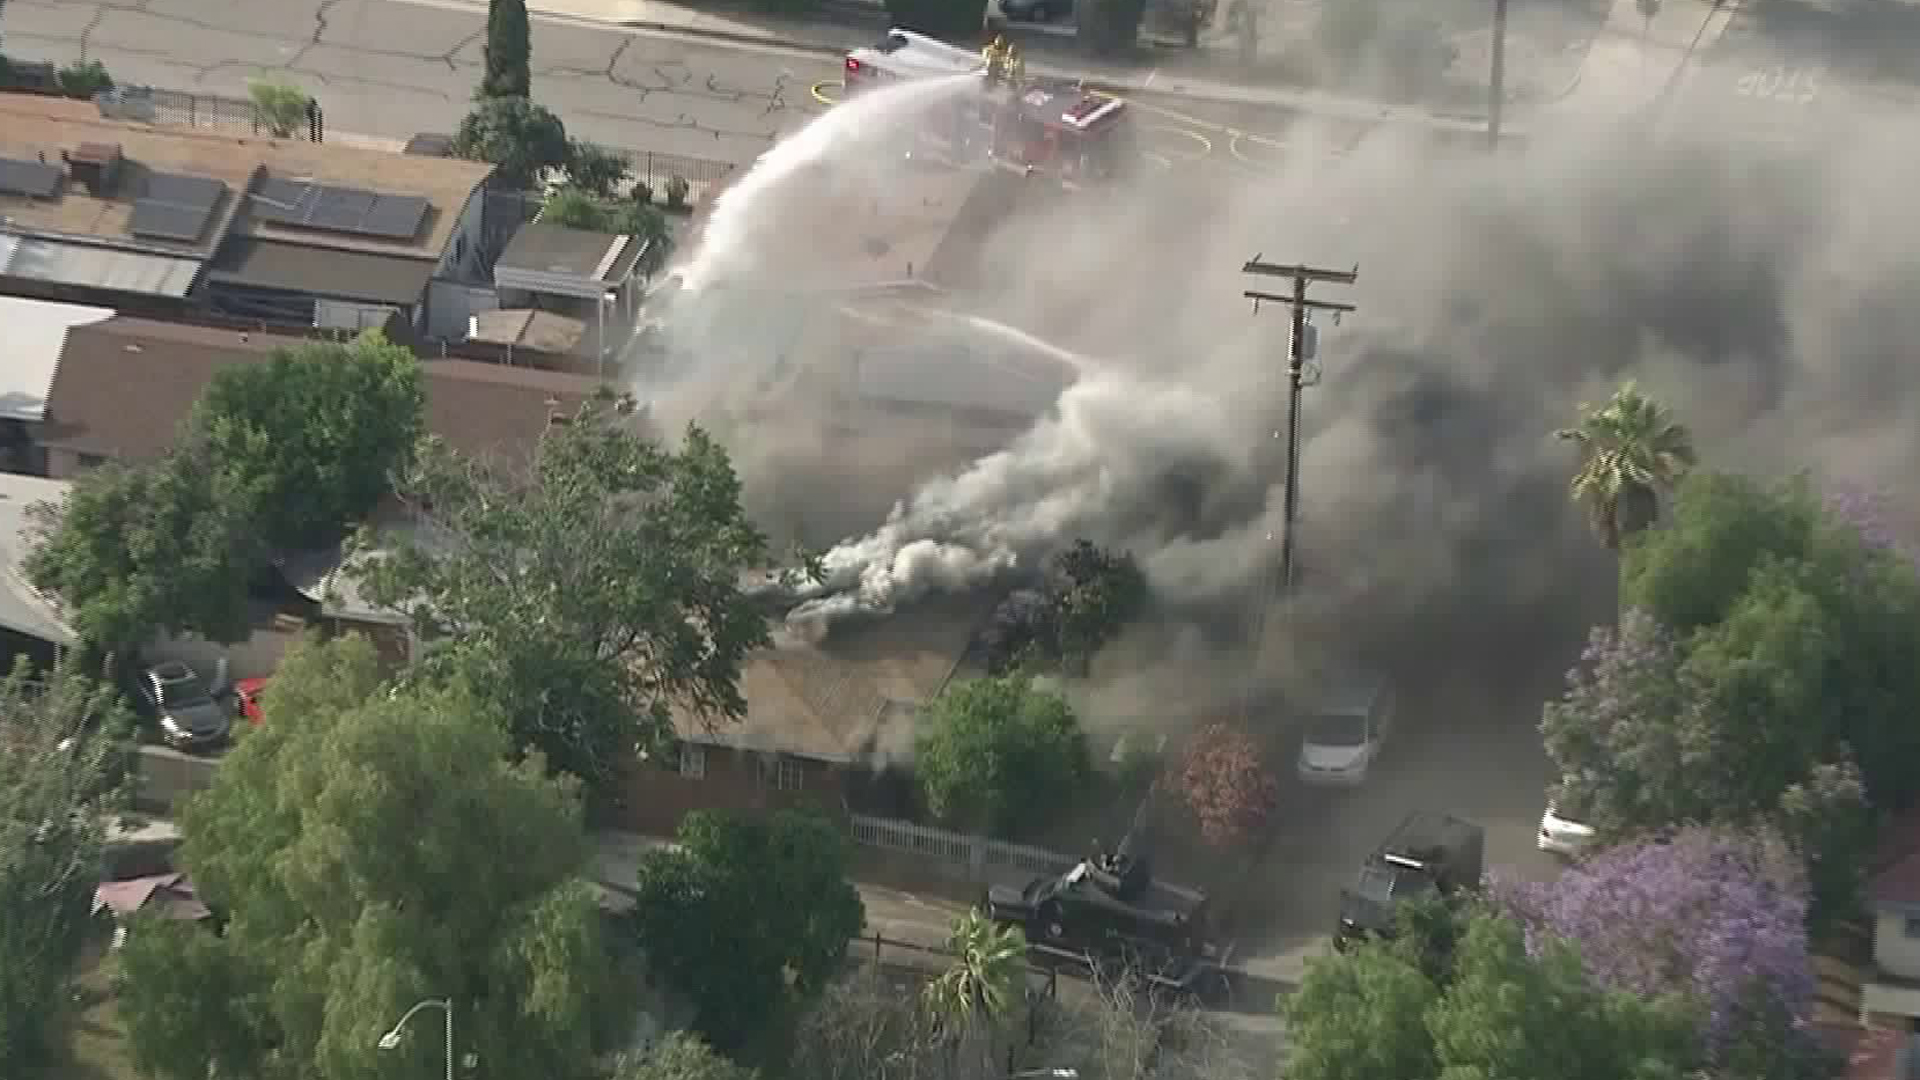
xmin=1556 ymin=0 xmax=1741 ymax=117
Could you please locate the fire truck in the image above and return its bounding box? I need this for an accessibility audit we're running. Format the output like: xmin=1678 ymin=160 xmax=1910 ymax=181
xmin=841 ymin=29 xmax=1137 ymax=188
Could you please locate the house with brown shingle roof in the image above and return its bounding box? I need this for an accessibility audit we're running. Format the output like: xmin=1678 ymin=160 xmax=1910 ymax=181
xmin=37 ymin=316 xmax=602 ymax=480
xmin=613 ymin=593 xmax=994 ymax=835
xmin=0 ymin=92 xmax=495 ymax=332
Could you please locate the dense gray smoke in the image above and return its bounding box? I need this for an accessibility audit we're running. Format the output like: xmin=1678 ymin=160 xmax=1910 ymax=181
xmin=652 ymin=55 xmax=1920 ymax=717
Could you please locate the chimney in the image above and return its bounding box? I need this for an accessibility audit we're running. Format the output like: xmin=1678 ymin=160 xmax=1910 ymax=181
xmin=64 ymin=143 xmax=123 ymax=196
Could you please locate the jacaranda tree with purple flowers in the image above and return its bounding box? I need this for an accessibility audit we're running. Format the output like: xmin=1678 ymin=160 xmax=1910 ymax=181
xmin=1496 ymin=826 xmax=1813 ymax=1065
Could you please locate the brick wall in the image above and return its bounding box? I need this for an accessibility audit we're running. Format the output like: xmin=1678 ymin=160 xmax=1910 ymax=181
xmin=605 ymin=744 xmax=847 ymax=836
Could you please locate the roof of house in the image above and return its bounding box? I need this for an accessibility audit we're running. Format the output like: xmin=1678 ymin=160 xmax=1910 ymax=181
xmin=0 ymin=473 xmax=76 ymax=646
xmin=0 ymin=295 xmax=112 ymax=422
xmin=1874 ymin=812 xmax=1920 ymax=906
xmin=41 ymin=316 xmax=606 ymax=467
xmin=469 ymin=309 xmax=587 ymax=354
xmin=499 ymin=222 xmax=647 ymax=282
xmin=0 ymin=93 xmax=492 ymax=265
xmin=93 ymin=872 xmax=210 ymax=922
xmin=675 ymin=593 xmax=992 ymax=763
xmin=205 ymin=237 xmax=438 ymax=307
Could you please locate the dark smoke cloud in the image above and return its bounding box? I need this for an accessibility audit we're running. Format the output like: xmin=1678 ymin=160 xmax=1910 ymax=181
xmin=645 ymin=61 xmax=1920 ymax=726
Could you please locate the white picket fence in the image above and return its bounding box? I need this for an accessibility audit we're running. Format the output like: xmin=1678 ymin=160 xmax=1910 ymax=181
xmin=849 ymin=814 xmax=1079 ymax=880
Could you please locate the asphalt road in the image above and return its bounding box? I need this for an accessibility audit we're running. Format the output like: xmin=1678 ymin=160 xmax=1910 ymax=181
xmin=2 ymin=0 xmax=845 ymax=162
xmin=3 ymin=0 xmax=1345 ymax=173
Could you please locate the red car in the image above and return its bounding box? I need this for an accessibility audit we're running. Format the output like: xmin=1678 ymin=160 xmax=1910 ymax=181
xmin=234 ymin=677 xmax=269 ymax=725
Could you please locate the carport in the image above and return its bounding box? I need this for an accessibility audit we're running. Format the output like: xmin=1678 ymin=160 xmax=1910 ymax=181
xmin=492 ymin=223 xmax=650 ymax=374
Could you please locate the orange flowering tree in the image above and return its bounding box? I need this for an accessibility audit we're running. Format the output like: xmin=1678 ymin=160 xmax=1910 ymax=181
xmin=1165 ymin=723 xmax=1278 ymax=847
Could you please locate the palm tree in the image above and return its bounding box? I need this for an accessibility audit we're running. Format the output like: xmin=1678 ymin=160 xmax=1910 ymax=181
xmin=924 ymin=908 xmax=1028 ymax=1077
xmin=1556 ymin=381 xmax=1697 ymax=549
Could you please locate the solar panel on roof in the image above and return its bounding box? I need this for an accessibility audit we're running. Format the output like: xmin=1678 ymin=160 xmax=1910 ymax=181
xmin=129 ymin=199 xmax=213 ymax=242
xmin=306 ymin=186 xmax=375 ymax=231
xmin=251 ymin=177 xmax=314 ymax=223
xmin=0 ymin=157 xmax=64 ymax=198
xmin=362 ymin=195 xmax=429 ymax=239
xmin=145 ymin=172 xmax=225 ymax=211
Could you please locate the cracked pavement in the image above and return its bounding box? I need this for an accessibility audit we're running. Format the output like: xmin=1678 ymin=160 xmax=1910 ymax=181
xmin=3 ymin=0 xmax=841 ymax=162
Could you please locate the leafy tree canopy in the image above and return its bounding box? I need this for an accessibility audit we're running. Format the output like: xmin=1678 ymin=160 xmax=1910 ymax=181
xmin=611 ymin=1032 xmax=758 ymax=1080
xmin=480 ymin=0 xmax=531 ymax=99
xmin=1495 ymin=827 xmax=1813 ymax=1063
xmin=982 ymin=541 xmax=1147 ymax=677
xmin=189 ymin=329 xmax=424 ymax=550
xmin=361 ymin=406 xmax=770 ymax=792
xmin=542 ymin=186 xmax=675 ymax=274
xmin=0 ymin=657 xmax=132 ymax=1072
xmin=26 ymin=449 xmax=258 ymax=651
xmin=631 ymin=810 xmax=864 ymax=1052
xmin=564 ymin=140 xmax=631 ymax=199
xmin=915 ymin=675 xmax=1089 ymax=835
xmin=1163 ymin=722 xmax=1277 ymax=847
xmin=1286 ymin=912 xmax=1701 ymax=1080
xmin=1549 ymin=470 xmax=1920 ymax=926
xmin=454 ymin=95 xmax=569 ymax=189
xmin=117 ymin=634 xmax=613 ymax=1080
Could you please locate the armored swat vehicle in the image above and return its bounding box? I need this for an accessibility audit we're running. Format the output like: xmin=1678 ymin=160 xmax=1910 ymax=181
xmin=1335 ymin=811 xmax=1485 ymax=951
xmin=986 ymin=846 xmax=1210 ymax=966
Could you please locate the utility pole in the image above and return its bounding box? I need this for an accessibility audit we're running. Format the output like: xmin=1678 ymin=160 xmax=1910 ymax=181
xmin=1242 ymin=257 xmax=1358 ymax=595
xmin=1488 ymin=0 xmax=1509 ymax=150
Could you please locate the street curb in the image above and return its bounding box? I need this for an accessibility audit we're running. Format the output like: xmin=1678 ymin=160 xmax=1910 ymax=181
xmin=612 ymin=17 xmax=850 ymax=55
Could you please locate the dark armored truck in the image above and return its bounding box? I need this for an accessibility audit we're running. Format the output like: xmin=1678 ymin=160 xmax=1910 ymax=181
xmin=985 ymin=848 xmax=1228 ymax=991
xmin=1335 ymin=811 xmax=1485 ymax=951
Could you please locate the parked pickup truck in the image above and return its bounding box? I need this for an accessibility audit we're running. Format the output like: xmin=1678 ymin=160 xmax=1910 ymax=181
xmin=1335 ymin=811 xmax=1485 ymax=951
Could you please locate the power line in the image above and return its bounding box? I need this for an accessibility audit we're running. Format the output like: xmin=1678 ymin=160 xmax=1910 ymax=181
xmin=1242 ymin=257 xmax=1358 ymax=597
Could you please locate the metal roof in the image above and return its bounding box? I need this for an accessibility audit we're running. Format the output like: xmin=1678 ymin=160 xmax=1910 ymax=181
xmin=0 ymin=473 xmax=76 ymax=646
xmin=0 ymin=233 xmax=201 ymax=297
xmin=206 ymin=236 xmax=435 ymax=306
xmin=0 ymin=295 xmax=112 ymax=421
xmin=495 ymin=223 xmax=646 ymax=301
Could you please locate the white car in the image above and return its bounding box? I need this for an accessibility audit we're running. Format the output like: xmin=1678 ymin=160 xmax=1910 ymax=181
xmin=1537 ymin=801 xmax=1596 ymax=856
xmin=1297 ymin=679 xmax=1395 ymax=786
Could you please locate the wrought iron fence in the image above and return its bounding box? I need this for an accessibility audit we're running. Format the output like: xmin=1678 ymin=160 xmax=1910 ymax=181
xmin=93 ymin=85 xmax=324 ymax=141
xmin=627 ymin=149 xmax=737 ymax=190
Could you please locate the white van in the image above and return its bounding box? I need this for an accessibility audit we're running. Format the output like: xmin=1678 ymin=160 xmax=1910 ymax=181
xmin=1297 ymin=676 xmax=1396 ymax=786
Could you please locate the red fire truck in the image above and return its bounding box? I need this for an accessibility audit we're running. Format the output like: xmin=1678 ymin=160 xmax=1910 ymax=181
xmin=841 ymin=29 xmax=1136 ymax=188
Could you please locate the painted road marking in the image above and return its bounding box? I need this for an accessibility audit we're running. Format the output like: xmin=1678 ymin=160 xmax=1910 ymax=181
xmin=811 ymin=80 xmax=842 ymax=106
xmin=1145 ymin=124 xmax=1213 ymax=160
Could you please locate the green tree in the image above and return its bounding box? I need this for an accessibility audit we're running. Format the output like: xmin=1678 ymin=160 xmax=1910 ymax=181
xmin=1046 ymin=540 xmax=1147 ymax=674
xmin=924 ymin=908 xmax=1027 ymax=1060
xmin=1287 ymin=913 xmax=1701 ymax=1080
xmin=249 ymin=77 xmax=313 ymax=138
xmin=0 ymin=658 xmax=132 ymax=1072
xmin=1619 ymin=471 xmax=1823 ymax=633
xmin=189 ymin=329 xmax=424 ymax=550
xmin=359 ymin=404 xmax=769 ymax=792
xmin=542 ymin=186 xmax=675 ymax=275
xmin=612 ymin=1032 xmax=760 ymax=1080
xmin=630 ymin=810 xmax=865 ymax=1052
xmin=480 ymin=0 xmax=532 ymax=99
xmin=1556 ymin=381 xmax=1697 ymax=550
xmin=566 ymin=139 xmax=631 ymax=198
xmin=26 ymin=450 xmax=258 ymax=652
xmin=915 ymin=675 xmax=1089 ymax=835
xmin=453 ymin=95 xmax=570 ymax=189
xmin=1284 ymin=940 xmax=1440 ymax=1080
xmin=116 ymin=634 xmax=613 ymax=1080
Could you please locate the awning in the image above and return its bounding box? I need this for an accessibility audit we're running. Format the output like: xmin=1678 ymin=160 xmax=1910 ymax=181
xmin=93 ymin=873 xmax=212 ymax=922
xmin=207 ymin=237 xmax=435 ymax=307
xmin=0 ymin=234 xmax=201 ymax=298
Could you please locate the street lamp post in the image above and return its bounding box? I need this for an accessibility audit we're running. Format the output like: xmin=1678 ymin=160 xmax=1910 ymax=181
xmin=377 ymin=997 xmax=454 ymax=1080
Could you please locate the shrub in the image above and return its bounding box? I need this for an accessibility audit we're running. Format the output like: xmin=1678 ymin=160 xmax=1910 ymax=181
xmin=248 ymin=78 xmax=313 ymax=139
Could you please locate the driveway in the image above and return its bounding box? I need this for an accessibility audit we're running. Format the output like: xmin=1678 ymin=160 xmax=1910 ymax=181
xmin=1227 ymin=672 xmax=1562 ymax=986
